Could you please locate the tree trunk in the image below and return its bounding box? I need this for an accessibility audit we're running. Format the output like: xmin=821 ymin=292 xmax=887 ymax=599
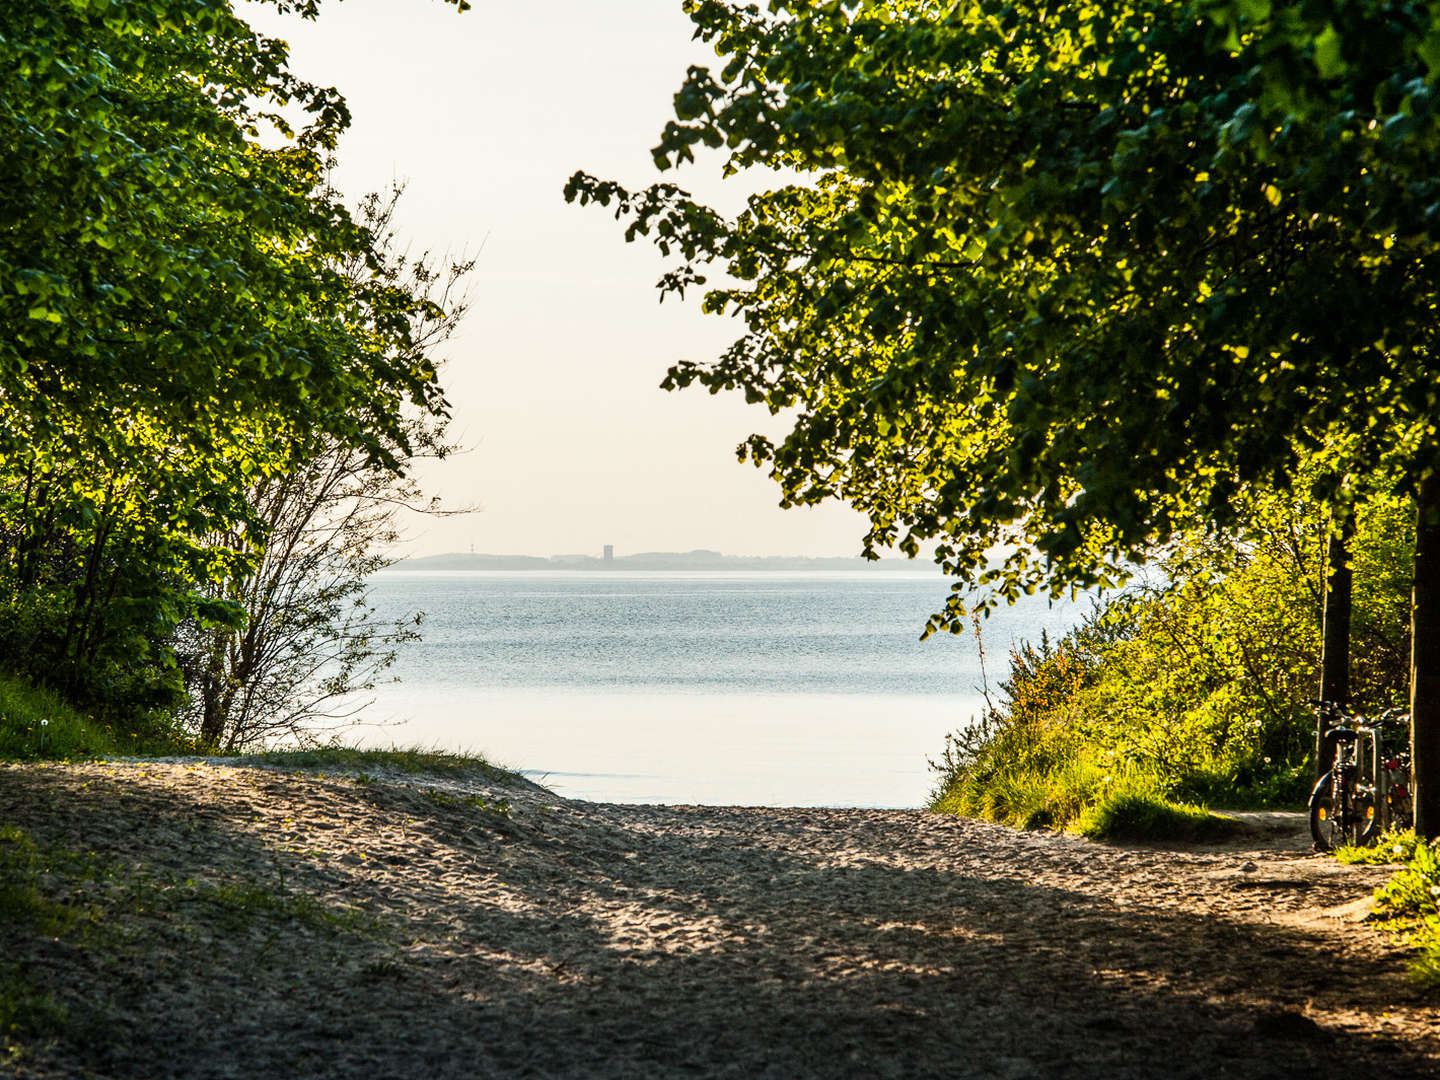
xmin=1410 ymin=474 xmax=1440 ymax=840
xmin=1316 ymin=521 xmax=1353 ymax=778
xmin=198 ymin=629 xmax=233 ymax=748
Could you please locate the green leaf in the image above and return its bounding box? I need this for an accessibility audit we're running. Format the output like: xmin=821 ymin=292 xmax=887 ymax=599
xmin=1313 ymin=24 xmax=1343 ymax=79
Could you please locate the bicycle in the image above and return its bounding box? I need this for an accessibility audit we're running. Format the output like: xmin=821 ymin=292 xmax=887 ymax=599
xmin=1308 ymin=703 xmax=1412 ymax=852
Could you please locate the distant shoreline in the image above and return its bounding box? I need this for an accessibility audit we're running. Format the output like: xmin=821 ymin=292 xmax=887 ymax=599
xmin=387 ymin=550 xmax=930 ymax=572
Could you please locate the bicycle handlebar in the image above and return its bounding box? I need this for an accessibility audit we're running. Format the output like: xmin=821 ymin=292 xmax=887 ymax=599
xmin=1308 ymin=699 xmax=1410 ymax=727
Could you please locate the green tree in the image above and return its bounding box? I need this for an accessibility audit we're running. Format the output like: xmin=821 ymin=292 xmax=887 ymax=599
xmin=177 ymin=184 xmax=475 ymax=751
xmin=0 ymin=0 xmax=471 ymax=724
xmin=567 ymin=0 xmax=1440 ymax=831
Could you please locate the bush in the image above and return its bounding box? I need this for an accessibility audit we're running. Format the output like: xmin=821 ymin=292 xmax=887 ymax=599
xmin=930 ymin=490 xmax=1413 ymax=834
xmin=0 ymin=671 xmax=195 ymax=761
xmin=929 ymin=618 xmax=1110 ymax=829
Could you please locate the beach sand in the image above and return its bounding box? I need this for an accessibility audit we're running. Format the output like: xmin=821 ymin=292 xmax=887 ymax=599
xmin=2 ymin=760 xmax=1437 ymax=1078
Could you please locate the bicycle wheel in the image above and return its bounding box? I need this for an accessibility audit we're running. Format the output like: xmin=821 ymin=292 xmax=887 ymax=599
xmin=1309 ymin=771 xmax=1340 ymax=851
xmin=1310 ymin=769 xmax=1374 ymax=850
xmin=1353 ymin=781 xmax=1380 ymax=846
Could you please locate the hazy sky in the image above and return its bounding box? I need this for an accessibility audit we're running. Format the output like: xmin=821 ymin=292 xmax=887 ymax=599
xmin=240 ymin=0 xmax=874 ymax=559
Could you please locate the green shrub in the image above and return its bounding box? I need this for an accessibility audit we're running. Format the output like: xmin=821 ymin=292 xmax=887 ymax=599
xmin=929 ymin=617 xmax=1110 ymax=827
xmin=931 ymin=490 xmax=1414 ymax=835
xmin=0 ymin=671 xmax=196 ymax=761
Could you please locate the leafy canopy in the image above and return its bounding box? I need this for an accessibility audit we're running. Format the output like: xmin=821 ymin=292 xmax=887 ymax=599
xmin=568 ymin=0 xmax=1440 ymax=632
xmin=0 ymin=0 xmax=455 ymax=488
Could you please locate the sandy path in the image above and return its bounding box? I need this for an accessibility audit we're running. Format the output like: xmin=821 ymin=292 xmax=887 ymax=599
xmin=2 ymin=761 xmax=1437 ymax=1079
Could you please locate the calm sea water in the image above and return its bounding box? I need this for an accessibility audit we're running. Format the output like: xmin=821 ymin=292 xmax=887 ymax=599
xmin=362 ymin=571 xmax=1082 ymax=807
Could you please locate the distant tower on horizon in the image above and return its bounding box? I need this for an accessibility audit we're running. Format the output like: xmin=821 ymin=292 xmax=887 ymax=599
xmin=603 ymin=544 xmax=614 ymax=563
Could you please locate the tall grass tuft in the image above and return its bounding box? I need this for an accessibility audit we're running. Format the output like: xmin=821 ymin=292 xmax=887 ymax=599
xmin=1074 ymin=778 xmax=1238 ymax=842
xmin=241 ymin=746 xmax=525 ymax=784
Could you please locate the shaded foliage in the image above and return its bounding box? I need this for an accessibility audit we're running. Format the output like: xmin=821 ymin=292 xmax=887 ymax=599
xmin=573 ymin=0 xmax=1440 ymax=829
xmin=174 ymin=184 xmax=475 ymax=751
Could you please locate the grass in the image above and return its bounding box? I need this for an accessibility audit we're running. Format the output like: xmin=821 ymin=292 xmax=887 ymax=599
xmin=0 ymin=667 xmax=526 ymax=792
xmin=1073 ymin=784 xmax=1239 ymax=843
xmin=238 ymin=745 xmax=523 ymax=784
xmin=1170 ymin=761 xmax=1313 ymax=810
xmin=1373 ymin=838 xmax=1440 ymax=920
xmin=1336 ymin=828 xmax=1425 ymax=865
xmin=0 ymin=671 xmax=196 ymax=762
xmin=1374 ymin=838 xmax=1440 ymax=989
xmin=930 ymin=750 xmax=1238 ymax=843
xmin=0 ymin=673 xmax=125 ymax=761
xmin=420 ymin=786 xmax=512 ymax=816
xmin=0 ymin=964 xmax=67 ymax=1055
xmin=189 ymin=880 xmax=379 ymax=936
xmin=0 ymin=825 xmax=88 ymax=936
xmin=1 ymin=705 xmax=528 ymax=1065
xmin=1 ymin=817 xmax=392 ymax=1062
xmin=2 ymin=821 xmax=378 ymax=941
xmin=1326 ymin=829 xmax=1440 ymax=990
xmin=0 ymin=824 xmax=101 ymax=1057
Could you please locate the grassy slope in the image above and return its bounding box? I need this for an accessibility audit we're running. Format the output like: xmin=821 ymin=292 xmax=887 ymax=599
xmin=0 ymin=672 xmax=522 ymax=782
xmin=929 ymin=756 xmax=1240 ymax=844
xmin=0 ymin=672 xmax=532 ymax=1061
xmin=0 ymin=672 xmax=177 ymax=760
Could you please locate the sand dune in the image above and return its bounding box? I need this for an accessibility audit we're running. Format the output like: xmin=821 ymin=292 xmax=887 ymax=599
xmin=2 ymin=761 xmax=1436 ymax=1078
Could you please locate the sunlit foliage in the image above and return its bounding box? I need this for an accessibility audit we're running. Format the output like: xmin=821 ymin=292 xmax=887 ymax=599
xmin=929 ymin=490 xmax=1414 ymax=827
xmin=570 ymin=0 xmax=1440 ymax=627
